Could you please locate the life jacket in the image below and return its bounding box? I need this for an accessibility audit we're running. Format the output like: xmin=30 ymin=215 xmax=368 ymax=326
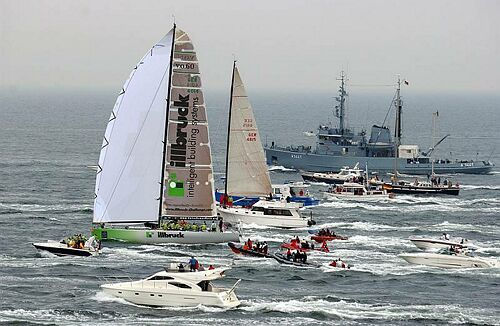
xmin=194 ymin=261 xmax=199 ymax=270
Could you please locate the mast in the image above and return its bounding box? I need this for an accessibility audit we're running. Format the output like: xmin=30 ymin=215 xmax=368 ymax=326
xmin=393 ymin=76 xmax=403 ymax=181
xmin=223 ymin=60 xmax=237 ymax=205
xmin=335 ymin=71 xmax=347 ymax=135
xmin=431 ymin=111 xmax=438 ymax=176
xmin=158 ymin=23 xmax=177 ymax=222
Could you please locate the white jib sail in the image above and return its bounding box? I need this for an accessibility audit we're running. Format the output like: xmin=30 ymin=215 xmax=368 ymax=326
xmin=93 ymin=31 xmax=173 ymax=223
xmin=162 ymin=29 xmax=217 ymax=218
xmin=226 ymin=66 xmax=272 ymax=197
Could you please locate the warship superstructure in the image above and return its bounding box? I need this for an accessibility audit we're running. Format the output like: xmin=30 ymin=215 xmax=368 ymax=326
xmin=265 ymin=72 xmax=493 ymax=175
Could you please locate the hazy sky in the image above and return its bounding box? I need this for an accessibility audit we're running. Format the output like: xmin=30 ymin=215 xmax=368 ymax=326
xmin=1 ymin=0 xmax=499 ymax=93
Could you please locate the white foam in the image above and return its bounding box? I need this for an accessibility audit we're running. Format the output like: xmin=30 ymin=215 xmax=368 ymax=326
xmin=240 ymin=298 xmax=497 ymax=323
xmin=268 ymin=165 xmax=296 ymax=172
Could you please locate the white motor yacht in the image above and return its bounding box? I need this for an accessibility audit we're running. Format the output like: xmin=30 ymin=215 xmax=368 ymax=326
xmin=218 ymin=200 xmax=314 ymax=228
xmin=301 ymin=163 xmax=363 ymax=185
xmin=101 ymin=264 xmax=241 ymax=308
xmin=399 ymin=249 xmax=498 ymax=269
xmin=324 ymin=182 xmax=392 ymax=199
xmin=409 ymin=236 xmax=475 ymax=252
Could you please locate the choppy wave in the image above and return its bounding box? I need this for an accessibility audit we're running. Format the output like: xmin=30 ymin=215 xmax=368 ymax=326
xmin=240 ymin=297 xmax=498 ymax=324
xmin=461 ymin=184 xmax=500 ymax=190
xmin=0 ymin=202 xmax=92 ymax=214
xmin=320 ymin=195 xmax=500 ymax=213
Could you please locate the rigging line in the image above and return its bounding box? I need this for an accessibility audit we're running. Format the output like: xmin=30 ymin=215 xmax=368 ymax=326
xmin=98 ymin=63 xmax=171 ymax=221
xmin=373 ymin=91 xmax=397 ymax=144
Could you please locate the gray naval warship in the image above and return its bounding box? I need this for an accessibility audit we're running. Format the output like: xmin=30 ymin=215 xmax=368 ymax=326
xmin=265 ymin=73 xmax=494 ymax=175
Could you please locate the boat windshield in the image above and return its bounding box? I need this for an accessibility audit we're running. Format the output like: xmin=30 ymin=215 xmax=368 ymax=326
xmin=147 ymin=275 xmax=175 ymax=281
xmin=169 ymin=282 xmax=192 ymax=289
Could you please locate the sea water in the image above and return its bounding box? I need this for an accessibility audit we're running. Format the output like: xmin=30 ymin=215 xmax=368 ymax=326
xmin=0 ymin=89 xmax=499 ymax=325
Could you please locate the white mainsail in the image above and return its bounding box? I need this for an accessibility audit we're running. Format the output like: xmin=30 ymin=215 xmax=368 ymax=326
xmin=94 ymin=31 xmax=174 ymax=223
xmin=162 ymin=29 xmax=216 ymax=218
xmin=226 ymin=65 xmax=272 ymax=197
xmin=94 ymin=27 xmax=216 ymax=223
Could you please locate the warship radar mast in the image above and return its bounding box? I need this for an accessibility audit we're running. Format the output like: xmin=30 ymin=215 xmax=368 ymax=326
xmin=334 ymin=71 xmax=348 ymax=135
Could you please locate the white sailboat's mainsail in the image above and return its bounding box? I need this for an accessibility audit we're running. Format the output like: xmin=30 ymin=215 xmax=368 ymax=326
xmin=93 ymin=31 xmax=174 ymax=223
xmin=162 ymin=29 xmax=216 ymax=218
xmin=94 ymin=27 xmax=216 ymax=223
xmin=226 ymin=66 xmax=272 ymax=197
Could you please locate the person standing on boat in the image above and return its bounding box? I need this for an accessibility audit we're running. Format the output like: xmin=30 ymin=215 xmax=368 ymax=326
xmin=262 ymin=242 xmax=269 ymax=255
xmin=189 ymin=257 xmax=198 ymax=272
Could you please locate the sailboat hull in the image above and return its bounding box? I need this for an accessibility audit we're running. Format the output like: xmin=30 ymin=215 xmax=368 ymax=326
xmin=91 ymin=227 xmax=239 ymax=244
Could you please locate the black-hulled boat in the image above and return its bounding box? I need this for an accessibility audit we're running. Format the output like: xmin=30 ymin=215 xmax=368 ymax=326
xmin=272 ymin=252 xmax=320 ymax=268
xmin=33 ymin=240 xmax=100 ymax=257
xmin=383 ymin=180 xmax=460 ymax=196
xmin=228 ymin=242 xmax=271 ymax=258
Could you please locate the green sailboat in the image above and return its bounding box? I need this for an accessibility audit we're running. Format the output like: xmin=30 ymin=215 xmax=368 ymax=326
xmin=91 ymin=25 xmax=239 ymax=244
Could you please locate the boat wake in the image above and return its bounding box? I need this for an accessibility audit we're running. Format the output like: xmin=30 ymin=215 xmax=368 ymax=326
xmin=239 ymin=297 xmax=498 ymax=324
xmin=268 ymin=165 xmax=296 ymax=172
xmin=0 ymin=202 xmax=92 ymax=214
xmin=320 ymin=195 xmax=500 ymax=213
xmin=461 ymin=184 xmax=500 ymax=190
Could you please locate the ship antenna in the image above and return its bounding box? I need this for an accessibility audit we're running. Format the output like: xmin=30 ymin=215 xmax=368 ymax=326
xmin=335 ymin=71 xmax=348 ymax=135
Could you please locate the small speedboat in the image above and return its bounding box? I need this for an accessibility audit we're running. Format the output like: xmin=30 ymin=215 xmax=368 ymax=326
xmin=272 ymin=252 xmax=320 ymax=268
xmin=101 ymin=264 xmax=241 ymax=308
xmin=399 ymin=250 xmax=498 ymax=269
xmin=409 ymin=236 xmax=475 ymax=252
xmin=311 ymin=234 xmax=348 ymax=243
xmin=281 ymin=239 xmax=329 ymax=253
xmin=33 ymin=237 xmax=100 ymax=257
xmin=228 ymin=242 xmax=271 ymax=258
xmin=308 ymin=229 xmax=348 ymax=242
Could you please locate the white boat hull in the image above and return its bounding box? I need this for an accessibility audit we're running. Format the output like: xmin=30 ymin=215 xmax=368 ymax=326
xmin=399 ymin=253 xmax=497 ymax=268
xmin=218 ymin=207 xmax=310 ymax=228
xmin=101 ymin=282 xmax=240 ymax=308
xmin=324 ymin=192 xmax=390 ymax=200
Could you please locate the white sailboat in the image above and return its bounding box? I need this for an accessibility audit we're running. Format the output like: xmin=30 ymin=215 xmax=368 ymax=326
xmin=91 ymin=25 xmax=239 ymax=244
xmin=217 ymin=62 xmax=314 ymax=228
